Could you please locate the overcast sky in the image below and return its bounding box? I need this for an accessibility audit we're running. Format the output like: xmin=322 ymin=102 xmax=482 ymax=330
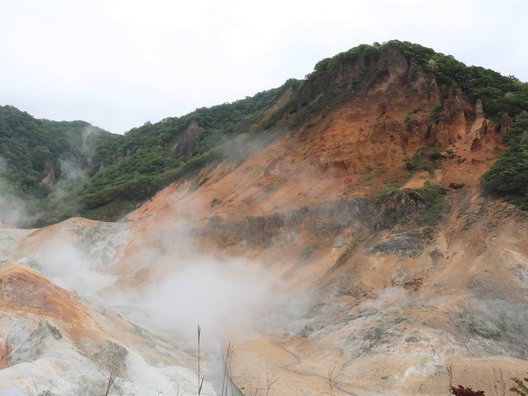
xmin=1 ymin=0 xmax=527 ymax=133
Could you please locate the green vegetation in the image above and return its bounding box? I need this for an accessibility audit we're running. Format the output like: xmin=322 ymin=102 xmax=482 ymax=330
xmin=0 ymin=105 xmax=115 ymax=198
xmin=404 ymin=113 xmax=415 ymax=125
xmin=0 ymin=105 xmax=118 ymax=225
xmin=288 ymin=40 xmax=528 ymax=127
xmin=405 ymin=147 xmax=453 ymax=173
xmin=417 ymin=183 xmax=448 ymax=225
xmin=429 ymin=103 xmax=444 ymax=123
xmin=301 ymin=243 xmax=319 ymax=259
xmin=311 ymin=44 xmax=381 ymax=77
xmin=357 ymin=165 xmax=386 ymax=186
xmin=334 ymin=240 xmax=358 ymax=268
xmin=264 ymin=176 xmax=290 ymax=194
xmin=0 ymin=82 xmax=294 ymax=226
xmin=376 ymin=182 xmax=447 ymax=226
xmin=409 ymin=182 xmax=448 ymax=225
xmin=65 ymin=83 xmax=293 ymax=217
xmin=385 ymin=40 xmax=528 ymax=121
xmin=287 ymin=44 xmax=383 ymax=127
xmin=404 ymin=106 xmax=422 ymax=125
xmin=482 ymin=112 xmax=528 ymax=208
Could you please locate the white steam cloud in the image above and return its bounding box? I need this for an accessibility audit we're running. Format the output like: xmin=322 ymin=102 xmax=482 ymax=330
xmin=28 ymin=241 xmax=116 ymax=296
xmin=358 ymin=286 xmax=408 ymax=311
xmin=359 ymin=286 xmax=450 ymax=311
xmin=59 ymin=125 xmax=102 ymax=184
xmin=115 ymin=256 xmax=280 ymax=343
xmin=14 ymin=223 xmax=126 ymax=298
xmin=4 ymin=176 xmax=313 ymax=394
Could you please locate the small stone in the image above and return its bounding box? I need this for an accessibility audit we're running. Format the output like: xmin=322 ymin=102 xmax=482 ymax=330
xmin=449 ymin=182 xmax=465 ymax=189
xmin=210 ymin=198 xmax=222 ymax=208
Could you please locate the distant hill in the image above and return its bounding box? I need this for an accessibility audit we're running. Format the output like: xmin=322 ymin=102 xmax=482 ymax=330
xmin=2 ymin=40 xmax=527 ymax=227
xmin=0 ymin=105 xmax=119 ymax=225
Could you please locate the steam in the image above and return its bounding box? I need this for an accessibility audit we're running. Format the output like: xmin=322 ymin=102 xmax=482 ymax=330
xmin=59 ymin=125 xmax=101 ymax=182
xmin=115 ymin=250 xmax=312 ymax=393
xmin=80 ymin=125 xmax=99 ymax=158
xmin=27 ymin=241 xmax=116 ymax=296
xmin=0 ymin=125 xmax=104 ymax=227
xmin=1 ymin=128 xmax=315 ymax=393
xmin=217 ymin=128 xmax=284 ymax=162
xmin=12 ymin=210 xmax=309 ymax=348
xmin=43 ymin=125 xmax=103 ymax=212
xmin=14 ymin=222 xmax=127 ymax=298
xmin=358 ymin=286 xmax=408 ymax=311
xmin=115 ymin=256 xmax=280 ymax=343
xmin=358 ymin=286 xmax=450 ymax=311
xmin=59 ymin=158 xmax=87 ymax=181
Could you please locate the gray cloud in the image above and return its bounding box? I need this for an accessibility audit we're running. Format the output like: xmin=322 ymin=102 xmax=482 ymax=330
xmin=0 ymin=0 xmax=526 ymax=133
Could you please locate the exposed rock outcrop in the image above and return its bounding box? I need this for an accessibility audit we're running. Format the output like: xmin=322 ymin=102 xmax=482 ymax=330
xmin=170 ymin=120 xmax=204 ymax=159
xmin=41 ymin=163 xmax=56 ymax=187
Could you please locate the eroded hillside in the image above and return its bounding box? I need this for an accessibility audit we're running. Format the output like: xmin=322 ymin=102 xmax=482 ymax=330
xmin=110 ymin=44 xmax=528 ymax=395
xmin=0 ymin=41 xmax=527 ymax=395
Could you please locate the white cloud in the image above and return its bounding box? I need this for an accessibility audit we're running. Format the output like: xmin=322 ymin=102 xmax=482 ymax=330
xmin=0 ymin=0 xmax=526 ymax=133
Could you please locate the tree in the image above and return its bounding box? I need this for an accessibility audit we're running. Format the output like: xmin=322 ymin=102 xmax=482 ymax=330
xmin=482 ymin=112 xmax=528 ymax=207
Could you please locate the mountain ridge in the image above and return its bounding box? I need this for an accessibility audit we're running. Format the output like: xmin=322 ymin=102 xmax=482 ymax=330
xmin=1 ymin=40 xmax=527 ymax=227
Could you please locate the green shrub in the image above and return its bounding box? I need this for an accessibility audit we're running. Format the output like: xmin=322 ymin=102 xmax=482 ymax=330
xmin=301 ymin=243 xmax=319 ymax=259
xmin=334 ymin=240 xmax=358 ymax=268
xmin=385 ymin=40 xmax=528 ymax=121
xmin=482 ymin=112 xmax=528 ymax=208
xmin=405 ymin=147 xmax=451 ymax=173
xmin=410 ymin=182 xmax=448 ymax=225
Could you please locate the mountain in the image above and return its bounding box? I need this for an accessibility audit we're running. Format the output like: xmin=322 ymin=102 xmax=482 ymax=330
xmin=3 ymin=42 xmax=528 ymax=227
xmin=1 ymin=41 xmax=528 ymax=395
